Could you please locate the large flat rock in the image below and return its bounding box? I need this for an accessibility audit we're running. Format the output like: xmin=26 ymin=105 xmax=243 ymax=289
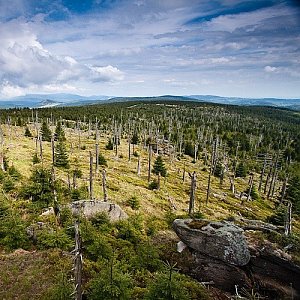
xmin=69 ymin=200 xmax=128 ymax=222
xmin=173 ymin=218 xmax=250 ymax=266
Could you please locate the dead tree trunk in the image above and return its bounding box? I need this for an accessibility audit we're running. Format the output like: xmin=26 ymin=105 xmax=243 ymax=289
xmin=247 ymin=174 xmax=254 ymax=201
xmin=95 ymin=143 xmax=99 ymax=174
xmin=271 ymin=170 xmax=278 ymax=198
xmin=0 ymin=127 xmax=4 ymax=171
xmin=77 ymin=121 xmax=81 ymax=150
xmin=137 ymin=156 xmax=141 ymax=176
xmin=194 ymin=143 xmax=198 ymax=162
xmin=39 ymin=136 xmax=43 ymax=165
xmin=258 ymin=154 xmax=267 ymax=192
xmin=280 ymin=175 xmax=289 ymax=202
xmin=67 ymin=173 xmax=71 ymax=191
xmin=284 ymin=201 xmax=292 ymax=236
xmin=267 ymin=153 xmax=279 ymax=199
xmin=102 ymin=169 xmax=108 ymax=202
xmin=264 ymin=160 xmax=273 ymax=194
xmin=89 ymin=151 xmax=93 ymax=200
xmin=229 ymin=176 xmax=235 ymax=194
xmin=182 ymin=162 xmax=186 ymax=183
xmin=189 ymin=171 xmax=196 ymax=215
xmin=73 ymin=172 xmax=77 ymax=189
xmin=206 ymin=140 xmax=217 ymax=205
xmin=230 ymin=142 xmax=239 ymax=194
xmin=114 ymin=123 xmax=119 ymax=157
xmin=157 ymin=172 xmax=161 ymax=190
xmin=148 ymin=144 xmax=152 ymax=182
xmin=95 ymin=122 xmax=99 ymax=173
xmin=51 ymin=137 xmax=55 ymax=166
xmin=74 ymin=221 xmax=82 ymax=300
xmin=206 ymin=172 xmax=212 ymax=205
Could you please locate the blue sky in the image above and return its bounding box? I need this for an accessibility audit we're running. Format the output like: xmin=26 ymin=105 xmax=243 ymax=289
xmin=0 ymin=0 xmax=299 ymax=98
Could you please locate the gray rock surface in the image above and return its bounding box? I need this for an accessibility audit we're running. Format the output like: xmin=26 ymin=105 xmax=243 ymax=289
xmin=173 ymin=218 xmax=250 ymax=266
xmin=69 ymin=200 xmax=128 ymax=222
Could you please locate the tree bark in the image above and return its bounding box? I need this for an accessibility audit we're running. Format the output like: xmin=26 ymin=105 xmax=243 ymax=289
xmin=189 ymin=171 xmax=196 ymax=215
xmin=89 ymin=151 xmax=93 ymax=200
xmin=148 ymin=144 xmax=152 ymax=182
xmin=284 ymin=201 xmax=292 ymax=236
xmin=247 ymin=174 xmax=254 ymax=201
xmin=74 ymin=221 xmax=82 ymax=300
xmin=102 ymin=169 xmax=108 ymax=202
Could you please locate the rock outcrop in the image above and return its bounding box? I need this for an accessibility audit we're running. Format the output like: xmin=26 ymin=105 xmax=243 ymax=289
xmin=173 ymin=218 xmax=250 ymax=266
xmin=171 ymin=219 xmax=300 ymax=298
xmin=69 ymin=200 xmax=128 ymax=222
xmin=39 ymin=200 xmax=128 ymax=222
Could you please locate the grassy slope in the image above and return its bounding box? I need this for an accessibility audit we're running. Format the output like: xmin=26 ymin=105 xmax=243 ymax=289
xmin=0 ymin=123 xmax=299 ymax=298
xmin=3 ymin=124 xmax=289 ymax=222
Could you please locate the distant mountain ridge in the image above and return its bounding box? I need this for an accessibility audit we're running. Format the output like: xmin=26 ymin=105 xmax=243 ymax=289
xmin=0 ymin=93 xmax=299 ymax=110
xmin=186 ymin=95 xmax=300 ymax=107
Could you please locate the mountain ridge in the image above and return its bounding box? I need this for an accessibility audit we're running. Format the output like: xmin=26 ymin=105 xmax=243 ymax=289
xmin=0 ymin=93 xmax=299 ymax=110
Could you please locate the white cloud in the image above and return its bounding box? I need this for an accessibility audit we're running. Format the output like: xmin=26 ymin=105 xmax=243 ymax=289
xmin=90 ymin=65 xmax=124 ymax=82
xmin=264 ymin=65 xmax=278 ymax=72
xmin=205 ymin=5 xmax=293 ymax=33
xmin=0 ymin=19 xmax=124 ymax=97
xmin=0 ymin=81 xmax=25 ymax=98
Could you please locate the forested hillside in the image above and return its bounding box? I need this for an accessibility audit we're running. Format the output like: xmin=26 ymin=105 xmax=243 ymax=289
xmin=0 ymin=100 xmax=299 ymax=299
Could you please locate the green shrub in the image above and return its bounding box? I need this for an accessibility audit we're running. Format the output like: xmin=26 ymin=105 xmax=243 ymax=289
xmin=88 ymin=259 xmax=133 ymax=300
xmin=116 ymin=215 xmax=143 ymax=244
xmin=126 ymin=196 xmax=140 ymax=210
xmin=71 ymin=186 xmax=88 ymax=201
xmin=145 ymin=216 xmax=165 ymax=236
xmin=90 ymin=212 xmax=112 ymax=232
xmin=164 ymin=210 xmax=188 ymax=228
xmin=8 ymin=165 xmax=22 ymax=180
xmin=133 ymin=242 xmax=162 ymax=272
xmin=37 ymin=228 xmax=72 ymax=250
xmin=0 ymin=210 xmax=30 ymax=250
xmin=0 ymin=169 xmax=5 ymax=182
xmin=86 ymin=235 xmax=113 ymax=261
xmin=145 ymin=269 xmax=210 ymax=300
xmin=24 ymin=126 xmax=32 ymax=137
xmin=2 ymin=178 xmax=15 ymax=192
xmin=145 ymin=272 xmax=189 ymax=300
xmin=105 ymin=139 xmax=114 ymax=150
xmin=152 ymin=156 xmax=167 ymax=177
xmin=148 ymin=180 xmax=159 ymax=190
xmin=98 ymin=153 xmax=108 ymax=166
xmin=32 ymin=153 xmax=41 ymax=164
xmin=267 ymin=204 xmax=286 ymax=226
xmin=235 ymin=162 xmax=247 ymax=178
xmin=43 ymin=272 xmax=73 ymax=300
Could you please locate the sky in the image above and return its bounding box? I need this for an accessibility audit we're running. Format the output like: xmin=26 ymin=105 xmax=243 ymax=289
xmin=0 ymin=0 xmax=300 ymax=99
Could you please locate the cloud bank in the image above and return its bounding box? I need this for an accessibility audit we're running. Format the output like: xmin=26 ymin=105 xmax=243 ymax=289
xmin=0 ymin=0 xmax=299 ymax=98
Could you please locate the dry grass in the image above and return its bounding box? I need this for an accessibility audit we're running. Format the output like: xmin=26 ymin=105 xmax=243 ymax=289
xmin=0 ymin=249 xmax=71 ymax=300
xmin=2 ymin=124 xmax=299 ymax=231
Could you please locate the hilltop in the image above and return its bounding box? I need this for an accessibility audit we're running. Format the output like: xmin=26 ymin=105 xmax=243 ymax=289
xmin=0 ymin=93 xmax=299 ymax=110
xmin=0 ymin=99 xmax=299 ymax=299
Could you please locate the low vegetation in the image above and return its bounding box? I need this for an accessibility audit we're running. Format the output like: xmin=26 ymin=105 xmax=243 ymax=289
xmin=0 ymin=100 xmax=299 ymax=299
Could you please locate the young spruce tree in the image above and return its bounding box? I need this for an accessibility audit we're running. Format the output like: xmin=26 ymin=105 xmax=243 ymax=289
xmin=24 ymin=126 xmax=33 ymax=137
xmin=152 ymin=156 xmax=167 ymax=177
xmin=54 ymin=138 xmax=69 ymax=168
xmin=41 ymin=121 xmax=52 ymax=142
xmin=54 ymin=121 xmax=66 ymax=141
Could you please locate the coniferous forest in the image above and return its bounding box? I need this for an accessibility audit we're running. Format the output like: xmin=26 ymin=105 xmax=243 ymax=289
xmin=0 ymin=99 xmax=300 ymax=299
